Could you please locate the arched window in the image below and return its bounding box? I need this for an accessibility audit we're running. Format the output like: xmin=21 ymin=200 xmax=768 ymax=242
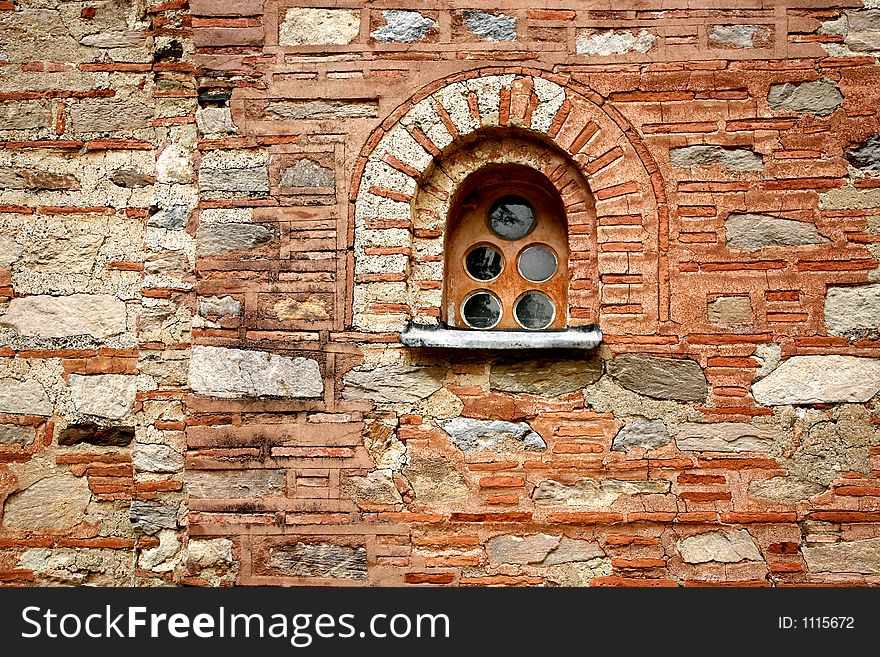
xmin=445 ymin=164 xmax=569 ymax=331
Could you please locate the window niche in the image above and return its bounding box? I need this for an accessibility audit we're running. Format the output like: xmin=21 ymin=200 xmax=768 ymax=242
xmin=445 ymin=163 xmax=569 ymax=331
xmin=400 ymin=139 xmax=602 ymax=350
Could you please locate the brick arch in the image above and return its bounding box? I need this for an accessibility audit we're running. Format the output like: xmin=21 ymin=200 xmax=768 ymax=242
xmin=350 ymin=67 xmax=666 ymax=335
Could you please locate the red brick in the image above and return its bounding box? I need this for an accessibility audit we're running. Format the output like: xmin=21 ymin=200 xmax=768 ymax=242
xmin=56 ymin=453 xmax=131 ymax=465
xmin=678 ymin=473 xmax=726 ymax=485
xmin=643 ymin=121 xmax=717 ymax=134
xmin=57 ymin=538 xmax=136 ymax=549
xmin=625 ymin=512 xmax=677 ymax=522
xmin=0 ymin=570 xmax=35 ymax=583
xmin=467 ymin=461 xmax=520 ymax=472
xmin=807 ymin=511 xmax=880 ymax=522
xmin=412 ymin=535 xmax=480 ymax=547
xmin=721 ymin=512 xmax=798 ymax=523
xmin=189 ymin=0 xmax=262 ymax=15
xmin=697 ymin=458 xmax=779 ymax=470
xmin=592 ymin=576 xmax=679 ymax=587
xmin=796 ymin=259 xmax=877 ymax=271
xmin=610 ymin=91 xmax=693 ymax=102
xmin=450 ymin=512 xmax=532 ymax=523
xmin=485 ymin=495 xmax=519 ymax=505
xmin=270 ymin=447 xmax=354 ymax=458
xmin=679 ymin=491 xmax=732 ymax=502
xmin=527 ymin=10 xmax=575 ymax=20
xmin=604 ymin=535 xmax=661 ymax=547
xmin=649 ymin=459 xmax=695 ymax=470
xmin=833 ymin=486 xmax=880 ymax=496
xmin=425 ymin=556 xmax=480 ymax=567
xmin=479 ymin=476 xmax=525 ymax=488
xmin=684 ymin=579 xmax=771 ymax=587
xmin=546 ymin=512 xmax=624 ymax=524
xmin=404 ymin=573 xmax=454 ymax=585
xmin=612 ymin=558 xmax=666 ymax=568
xmin=5 ymin=3 xmax=876 ymax=591
xmin=763 ymin=178 xmax=844 ymax=191
xmin=769 ymin=562 xmax=804 ymax=573
xmin=379 ymin=513 xmax=446 ymax=523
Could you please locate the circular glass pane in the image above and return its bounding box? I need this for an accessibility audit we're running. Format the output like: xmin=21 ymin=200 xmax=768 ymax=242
xmin=514 ymin=291 xmax=555 ymax=330
xmin=462 ymin=291 xmax=502 ymax=329
xmin=465 ymin=245 xmax=503 ymax=281
xmin=488 ymin=195 xmax=536 ymax=241
xmin=518 ymin=245 xmax=557 ymax=282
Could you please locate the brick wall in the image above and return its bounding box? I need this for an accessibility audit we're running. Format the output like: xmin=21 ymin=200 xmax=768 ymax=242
xmin=1 ymin=0 xmax=879 ymax=586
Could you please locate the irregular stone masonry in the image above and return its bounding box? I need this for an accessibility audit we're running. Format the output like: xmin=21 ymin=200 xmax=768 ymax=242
xmin=0 ymin=0 xmax=879 ymax=588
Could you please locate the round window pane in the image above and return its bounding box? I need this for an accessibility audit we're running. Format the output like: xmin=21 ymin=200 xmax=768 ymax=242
xmin=488 ymin=195 xmax=536 ymax=241
xmin=462 ymin=291 xmax=502 ymax=329
xmin=465 ymin=245 xmax=503 ymax=281
xmin=514 ymin=292 xmax=555 ymax=330
xmin=518 ymin=245 xmax=557 ymax=282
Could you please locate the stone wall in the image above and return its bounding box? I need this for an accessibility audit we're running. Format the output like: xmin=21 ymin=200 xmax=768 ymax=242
xmin=0 ymin=0 xmax=213 ymax=585
xmin=1 ymin=0 xmax=879 ymax=586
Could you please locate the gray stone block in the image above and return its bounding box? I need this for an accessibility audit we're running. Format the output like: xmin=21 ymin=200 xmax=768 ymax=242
xmin=70 ymin=99 xmax=153 ymax=133
xmin=462 ymin=10 xmax=516 ymax=42
xmin=186 ymin=469 xmax=286 ymax=498
xmin=675 ymin=422 xmax=777 ymax=453
xmin=268 ymin=542 xmax=367 ymax=579
xmin=0 ymin=294 xmax=127 ymax=339
xmin=279 ymin=8 xmax=360 ymax=46
xmin=69 ymin=374 xmax=137 ymax=420
xmin=0 ymin=424 xmax=36 ymax=446
xmin=612 ymin=417 xmax=670 ymax=451
xmin=3 ymin=474 xmax=91 ymax=531
xmin=371 ymin=10 xmax=435 ymax=43
xmin=725 ymin=213 xmax=828 ymax=250
xmin=677 ymin=530 xmax=763 ymax=564
xmin=487 ymin=533 xmax=560 ymax=565
xmin=280 ymin=159 xmax=334 ymax=188
xmin=846 ymin=135 xmax=880 ymax=171
xmin=607 ymin=354 xmax=707 ymax=402
xmin=195 ymin=222 xmax=276 ymax=256
xmin=130 ymin=500 xmax=179 ymax=535
xmin=0 ymin=379 xmax=52 ymax=416
xmin=342 ymin=365 xmax=445 ymax=404
xmin=148 ymin=206 xmax=191 ymax=230
xmin=751 ymin=355 xmax=880 ymax=405
xmin=803 ymin=537 xmax=880 ymax=574
xmin=132 ymin=444 xmax=184 ymax=473
xmin=438 ymin=417 xmax=546 ymax=451
xmin=708 ymin=296 xmax=753 ymax=324
xmin=825 ymin=284 xmax=880 ymax=340
xmin=669 ymin=145 xmax=763 ymax=171
xmin=189 ymin=345 xmax=323 ymax=398
xmin=490 ymin=357 xmax=603 ymax=396
xmin=768 ymin=78 xmax=843 ymax=115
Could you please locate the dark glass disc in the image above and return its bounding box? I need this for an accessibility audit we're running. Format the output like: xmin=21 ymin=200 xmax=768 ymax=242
xmin=514 ymin=292 xmax=555 ymax=330
xmin=488 ymin=195 xmax=536 ymax=241
xmin=465 ymin=245 xmax=503 ymax=281
xmin=462 ymin=291 xmax=502 ymax=329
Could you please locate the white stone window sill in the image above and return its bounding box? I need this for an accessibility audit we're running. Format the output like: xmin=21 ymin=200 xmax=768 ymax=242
xmin=400 ymin=323 xmax=602 ymax=350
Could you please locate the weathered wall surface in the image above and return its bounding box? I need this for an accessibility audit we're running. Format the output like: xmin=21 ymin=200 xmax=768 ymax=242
xmin=0 ymin=0 xmax=215 ymax=585
xmin=1 ymin=0 xmax=880 ymax=586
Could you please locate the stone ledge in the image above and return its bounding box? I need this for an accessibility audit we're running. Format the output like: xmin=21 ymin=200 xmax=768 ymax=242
xmin=400 ymin=323 xmax=602 ymax=350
